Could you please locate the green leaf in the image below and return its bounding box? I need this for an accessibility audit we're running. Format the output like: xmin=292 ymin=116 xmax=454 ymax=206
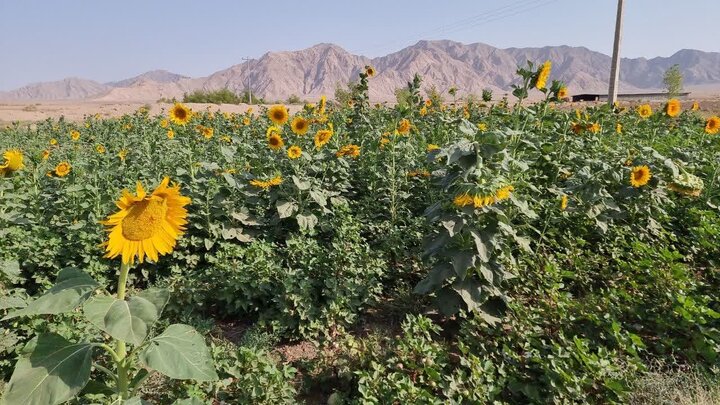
xmin=173 ymin=398 xmax=206 ymax=405
xmin=296 ymin=213 xmax=318 ymax=232
xmin=309 ymin=189 xmax=327 ymax=207
xmin=123 ymin=397 xmax=153 ymax=405
xmin=3 ymin=268 xmax=99 ymax=321
xmin=2 ymin=334 xmax=93 ymax=405
xmin=450 ymin=250 xmax=475 ymax=280
xmin=276 ymin=200 xmax=298 ymax=219
xmin=139 ymin=324 xmax=218 ymax=381
xmin=0 ymin=296 xmax=26 ymax=310
xmin=83 ymin=288 xmax=169 ymax=345
xmin=414 ymin=263 xmax=453 ymax=294
xmin=0 ymin=259 xmax=21 ymax=281
xmin=470 ymin=230 xmax=490 ymax=262
xmin=291 ymin=175 xmax=311 ymax=190
xmin=435 ymin=287 xmax=464 ymax=316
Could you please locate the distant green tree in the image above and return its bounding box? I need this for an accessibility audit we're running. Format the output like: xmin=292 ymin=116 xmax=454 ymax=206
xmin=663 ymin=64 xmax=684 ymax=98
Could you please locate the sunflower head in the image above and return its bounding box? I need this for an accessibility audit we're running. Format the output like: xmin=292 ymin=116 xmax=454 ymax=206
xmin=287 ymin=145 xmax=302 ymax=159
xmin=268 ymin=133 xmax=285 ymax=150
xmin=560 ymin=195 xmax=569 ymax=211
xmin=705 ymin=116 xmax=720 ymax=134
xmin=336 ymin=144 xmax=361 ymax=159
xmin=616 ymin=123 xmax=623 ymax=134
xmin=160 ymin=119 xmax=169 ymax=128
xmin=637 ymin=104 xmax=653 ymax=119
xmin=103 ymin=177 xmax=191 ymax=264
xmin=268 ymin=105 xmax=289 ymax=125
xmin=41 ymin=150 xmax=50 ymax=160
xmin=691 ymin=101 xmax=700 ymax=111
xmin=557 ymin=86 xmax=568 ymax=100
xmin=167 ymin=129 xmax=175 ymax=139
xmin=0 ymin=149 xmax=24 ymax=176
xmin=453 ymin=193 xmax=474 ymax=208
xmin=397 ymin=119 xmax=411 ymax=135
xmin=587 ymin=123 xmax=601 ymax=134
xmin=365 ymin=65 xmax=376 ymax=77
xmin=314 ymin=129 xmax=333 ymax=149
xmin=630 ymin=165 xmax=652 ymax=188
xmin=70 ymin=130 xmax=81 ymax=141
xmin=291 ymin=116 xmax=309 ymax=135
xmin=201 ymin=127 xmax=214 ymax=139
xmin=96 ymin=144 xmax=106 ymax=154
xmin=427 ymin=144 xmax=440 ymax=152
xmin=665 ymin=99 xmax=681 ymax=117
xmin=169 ymin=103 xmax=192 ymax=125
xmin=55 ymin=162 xmax=71 ymax=177
xmin=535 ymin=60 xmax=552 ymax=90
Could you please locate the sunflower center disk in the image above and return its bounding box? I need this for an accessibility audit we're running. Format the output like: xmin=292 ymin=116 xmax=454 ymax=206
xmin=121 ymin=198 xmax=168 ymax=241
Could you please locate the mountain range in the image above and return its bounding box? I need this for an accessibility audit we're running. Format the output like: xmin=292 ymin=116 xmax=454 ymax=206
xmin=1 ymin=40 xmax=719 ymax=102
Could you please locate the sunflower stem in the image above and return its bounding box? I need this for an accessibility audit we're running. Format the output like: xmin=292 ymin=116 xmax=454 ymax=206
xmin=115 ymin=261 xmax=131 ymax=400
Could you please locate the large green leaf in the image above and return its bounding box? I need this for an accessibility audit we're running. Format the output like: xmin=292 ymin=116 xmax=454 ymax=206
xmin=2 ymin=334 xmax=93 ymax=405
xmin=83 ymin=288 xmax=169 ymax=345
xmin=139 ymin=324 xmax=218 ymax=381
xmin=3 ymin=268 xmax=98 ymax=320
xmin=414 ymin=263 xmax=453 ymax=295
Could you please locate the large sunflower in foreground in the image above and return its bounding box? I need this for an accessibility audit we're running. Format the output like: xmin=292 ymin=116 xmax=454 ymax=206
xmin=0 ymin=149 xmax=24 ymax=176
xmin=103 ymin=177 xmax=191 ymax=264
xmin=630 ymin=165 xmax=651 ymax=188
xmin=268 ymin=105 xmax=289 ymax=125
xmin=268 ymin=133 xmax=285 ymax=150
xmin=665 ymin=99 xmax=681 ymax=117
xmin=169 ymin=103 xmax=192 ymax=125
xmin=705 ymin=116 xmax=720 ymax=134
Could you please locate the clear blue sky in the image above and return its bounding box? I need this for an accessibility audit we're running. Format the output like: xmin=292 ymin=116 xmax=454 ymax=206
xmin=1 ymin=0 xmax=718 ymax=90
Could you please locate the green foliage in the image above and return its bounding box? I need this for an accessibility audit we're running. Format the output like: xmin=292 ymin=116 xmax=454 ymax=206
xmin=664 ymin=64 xmax=684 ymax=98
xmin=183 ymin=89 xmax=242 ymax=104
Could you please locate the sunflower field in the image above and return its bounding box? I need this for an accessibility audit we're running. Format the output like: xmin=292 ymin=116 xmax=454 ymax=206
xmin=1 ymin=64 xmax=720 ymax=404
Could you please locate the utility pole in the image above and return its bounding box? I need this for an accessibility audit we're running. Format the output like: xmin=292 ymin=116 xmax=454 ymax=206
xmin=607 ymin=0 xmax=624 ymax=105
xmin=242 ymin=57 xmax=253 ymax=104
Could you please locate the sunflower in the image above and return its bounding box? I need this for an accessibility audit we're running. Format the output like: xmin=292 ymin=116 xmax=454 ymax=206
xmin=587 ymin=122 xmax=601 ymax=134
xmin=425 ymin=99 xmax=432 ymax=107
xmin=70 ymin=130 xmax=81 ymax=141
xmin=314 ymin=129 xmax=333 ymax=148
xmin=557 ymin=86 xmax=568 ymax=100
xmin=419 ymin=106 xmax=428 ymax=116
xmin=637 ymin=104 xmax=653 ymax=119
xmin=41 ymin=150 xmax=50 ymax=160
xmin=169 ymin=103 xmax=192 ymax=125
xmin=268 ymin=133 xmax=285 ymax=150
xmin=167 ymin=129 xmax=175 ymax=139
xmin=336 ymin=144 xmax=361 ymax=158
xmin=318 ymin=95 xmax=327 ymax=116
xmin=268 ymin=105 xmax=289 ymax=125
xmin=268 ymin=175 xmax=282 ymax=186
xmin=243 ymin=117 xmax=251 ymax=126
xmin=397 ymin=119 xmax=411 ymax=135
xmin=427 ymin=144 xmax=440 ymax=152
xmin=287 ymin=145 xmax=302 ymax=159
xmin=160 ymin=119 xmax=169 ymax=128
xmin=49 ymin=138 xmax=58 ymax=146
xmin=365 ymin=65 xmax=376 ymax=77
xmin=571 ymin=122 xmax=585 ymax=134
xmin=560 ymin=195 xmax=568 ymax=211
xmin=665 ymin=99 xmax=681 ymax=117
xmin=494 ymin=185 xmax=514 ymax=201
xmin=630 ymin=165 xmax=651 ymax=187
xmin=0 ymin=149 xmax=24 ymax=176
xmin=453 ymin=193 xmax=474 ymax=207
xmin=535 ymin=60 xmax=552 ymax=90
xmin=55 ymin=161 xmax=71 ymax=177
xmin=201 ymin=126 xmax=214 ymax=139
xmin=266 ymin=126 xmax=282 ymax=138
xmin=705 ymin=116 xmax=720 ymax=134
xmin=477 ymin=122 xmax=487 ymax=132
xmin=102 ymin=177 xmax=190 ymax=264
xmin=616 ymin=123 xmax=623 ymax=134
xmin=118 ymin=149 xmax=128 ymax=162
xmin=96 ymin=144 xmax=106 ymax=154
xmin=291 ymin=116 xmax=309 ymax=135
xmin=691 ymin=101 xmax=700 ymax=111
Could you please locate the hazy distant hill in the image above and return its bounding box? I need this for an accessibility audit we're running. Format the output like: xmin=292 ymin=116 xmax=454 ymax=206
xmin=1 ymin=40 xmax=719 ymax=101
